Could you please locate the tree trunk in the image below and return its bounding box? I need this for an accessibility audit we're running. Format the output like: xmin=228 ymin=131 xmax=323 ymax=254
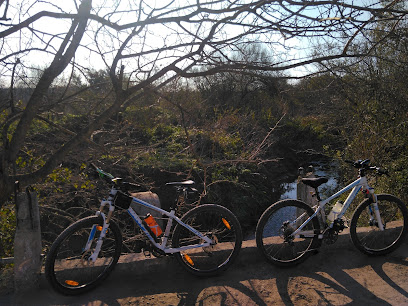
xmin=13 ymin=192 xmax=42 ymax=294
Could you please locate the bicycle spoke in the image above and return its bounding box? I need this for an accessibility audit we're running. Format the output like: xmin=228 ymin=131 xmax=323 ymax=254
xmin=45 ymin=216 xmax=121 ymax=295
xmin=350 ymin=194 xmax=407 ymax=255
xmin=256 ymin=200 xmax=320 ymax=266
xmin=172 ymin=204 xmax=242 ymax=276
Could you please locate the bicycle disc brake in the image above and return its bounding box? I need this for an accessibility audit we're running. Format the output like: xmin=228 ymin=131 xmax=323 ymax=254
xmin=369 ymin=217 xmax=385 ymax=229
xmin=203 ymin=235 xmax=218 ymax=254
xmin=280 ymin=221 xmax=295 ymax=245
xmin=80 ymin=249 xmax=93 ymax=266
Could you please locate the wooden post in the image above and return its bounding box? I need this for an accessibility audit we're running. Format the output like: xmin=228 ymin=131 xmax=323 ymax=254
xmin=13 ymin=192 xmax=42 ymax=293
xmin=297 ymin=165 xmax=316 ymax=206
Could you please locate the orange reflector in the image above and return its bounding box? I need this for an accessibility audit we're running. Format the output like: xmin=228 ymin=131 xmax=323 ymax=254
xmin=183 ymin=254 xmax=194 ymax=266
xmin=96 ymin=226 xmax=103 ymax=231
xmin=65 ymin=280 xmax=79 ymax=286
xmin=222 ymin=218 xmax=231 ymax=230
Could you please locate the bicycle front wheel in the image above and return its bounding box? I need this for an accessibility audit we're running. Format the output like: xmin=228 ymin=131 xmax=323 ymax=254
xmin=45 ymin=216 xmax=122 ymax=295
xmin=256 ymin=199 xmax=321 ymax=267
xmin=172 ymin=204 xmax=242 ymax=276
xmin=350 ymin=194 xmax=408 ymax=256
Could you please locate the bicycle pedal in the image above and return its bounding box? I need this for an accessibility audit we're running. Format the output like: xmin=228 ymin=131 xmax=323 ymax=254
xmin=143 ymin=250 xmax=151 ymax=258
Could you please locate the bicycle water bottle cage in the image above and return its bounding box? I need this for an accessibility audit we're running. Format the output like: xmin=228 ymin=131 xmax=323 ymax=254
xmin=301 ymin=177 xmax=328 ymax=189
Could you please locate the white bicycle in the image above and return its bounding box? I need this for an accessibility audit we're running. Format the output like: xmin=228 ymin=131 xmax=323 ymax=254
xmin=256 ymin=159 xmax=408 ymax=266
xmin=45 ymin=164 xmax=242 ymax=295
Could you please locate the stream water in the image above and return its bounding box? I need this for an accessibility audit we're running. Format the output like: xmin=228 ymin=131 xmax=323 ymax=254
xmin=280 ymin=160 xmax=340 ymax=200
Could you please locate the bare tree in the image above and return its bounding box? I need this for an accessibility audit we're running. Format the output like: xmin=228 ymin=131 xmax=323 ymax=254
xmin=0 ymin=0 xmax=406 ymax=206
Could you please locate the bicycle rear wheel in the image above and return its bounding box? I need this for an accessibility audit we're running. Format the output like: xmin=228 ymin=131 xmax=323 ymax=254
xmin=45 ymin=216 xmax=122 ymax=295
xmin=256 ymin=199 xmax=321 ymax=266
xmin=350 ymin=194 xmax=408 ymax=256
xmin=172 ymin=204 xmax=242 ymax=276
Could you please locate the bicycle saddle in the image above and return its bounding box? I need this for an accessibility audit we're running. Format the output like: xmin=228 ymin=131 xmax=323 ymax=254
xmin=301 ymin=177 xmax=328 ymax=189
xmin=166 ymin=180 xmax=195 ymax=187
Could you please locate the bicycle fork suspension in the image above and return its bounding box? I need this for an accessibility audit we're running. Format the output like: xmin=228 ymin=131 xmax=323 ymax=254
xmin=368 ymin=202 xmax=385 ymax=231
xmin=84 ymin=200 xmax=114 ymax=263
xmin=86 ymin=221 xmax=110 ymax=262
xmin=366 ymin=189 xmax=385 ymax=231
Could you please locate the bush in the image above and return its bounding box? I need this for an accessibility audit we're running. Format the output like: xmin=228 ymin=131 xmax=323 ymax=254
xmin=0 ymin=203 xmax=16 ymax=258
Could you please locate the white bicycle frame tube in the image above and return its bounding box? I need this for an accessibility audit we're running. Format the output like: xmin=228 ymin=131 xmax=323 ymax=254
xmin=291 ymin=175 xmax=384 ymax=238
xmin=126 ymin=197 xmax=213 ymax=254
xmin=87 ymin=188 xmax=213 ymax=260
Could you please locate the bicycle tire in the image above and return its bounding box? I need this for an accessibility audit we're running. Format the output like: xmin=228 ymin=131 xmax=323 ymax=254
xmin=350 ymin=194 xmax=408 ymax=256
xmin=45 ymin=215 xmax=122 ymax=295
xmin=172 ymin=204 xmax=242 ymax=276
xmin=256 ymin=199 xmax=321 ymax=267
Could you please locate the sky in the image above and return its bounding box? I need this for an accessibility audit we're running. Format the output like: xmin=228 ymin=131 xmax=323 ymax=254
xmin=1 ymin=1 xmax=308 ymax=82
xmin=0 ymin=0 xmax=387 ymax=85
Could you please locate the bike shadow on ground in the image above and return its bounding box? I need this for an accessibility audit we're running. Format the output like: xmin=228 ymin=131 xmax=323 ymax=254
xmin=272 ymin=246 xmax=408 ymax=306
xmin=5 ymin=239 xmax=408 ymax=305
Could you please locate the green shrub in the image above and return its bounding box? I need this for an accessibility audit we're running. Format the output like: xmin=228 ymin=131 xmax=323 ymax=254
xmin=0 ymin=204 xmax=16 ymax=258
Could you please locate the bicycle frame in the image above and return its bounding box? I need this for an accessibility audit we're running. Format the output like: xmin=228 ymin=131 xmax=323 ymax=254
xmin=85 ymin=187 xmax=213 ymax=262
xmin=291 ymin=175 xmax=384 ymax=239
xmin=126 ymin=196 xmax=213 ymax=253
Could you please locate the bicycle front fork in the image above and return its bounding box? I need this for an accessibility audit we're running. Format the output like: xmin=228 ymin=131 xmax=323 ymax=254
xmin=368 ymin=202 xmax=385 ymax=231
xmin=84 ymin=200 xmax=115 ymax=263
xmin=366 ymin=189 xmax=384 ymax=231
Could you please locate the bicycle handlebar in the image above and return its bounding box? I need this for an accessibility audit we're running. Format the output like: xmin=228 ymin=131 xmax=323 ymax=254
xmin=90 ymin=163 xmax=115 ymax=181
xmin=345 ymin=159 xmax=389 ymax=176
xmin=89 ymin=163 xmax=142 ymax=191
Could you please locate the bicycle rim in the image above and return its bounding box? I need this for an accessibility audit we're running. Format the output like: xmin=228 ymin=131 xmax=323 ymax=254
xmin=351 ymin=194 xmax=408 ymax=255
xmin=256 ymin=200 xmax=320 ymax=266
xmin=45 ymin=216 xmax=122 ymax=295
xmin=173 ymin=204 xmax=242 ymax=276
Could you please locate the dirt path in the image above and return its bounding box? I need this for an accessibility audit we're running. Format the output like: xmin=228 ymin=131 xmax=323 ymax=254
xmin=2 ymin=236 xmax=408 ymax=305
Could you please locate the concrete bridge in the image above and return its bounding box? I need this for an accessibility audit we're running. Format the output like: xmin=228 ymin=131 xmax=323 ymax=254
xmin=2 ymin=232 xmax=407 ymax=305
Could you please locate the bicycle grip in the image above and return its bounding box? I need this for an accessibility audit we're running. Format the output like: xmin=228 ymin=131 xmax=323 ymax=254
xmin=377 ymin=167 xmax=389 ymax=176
